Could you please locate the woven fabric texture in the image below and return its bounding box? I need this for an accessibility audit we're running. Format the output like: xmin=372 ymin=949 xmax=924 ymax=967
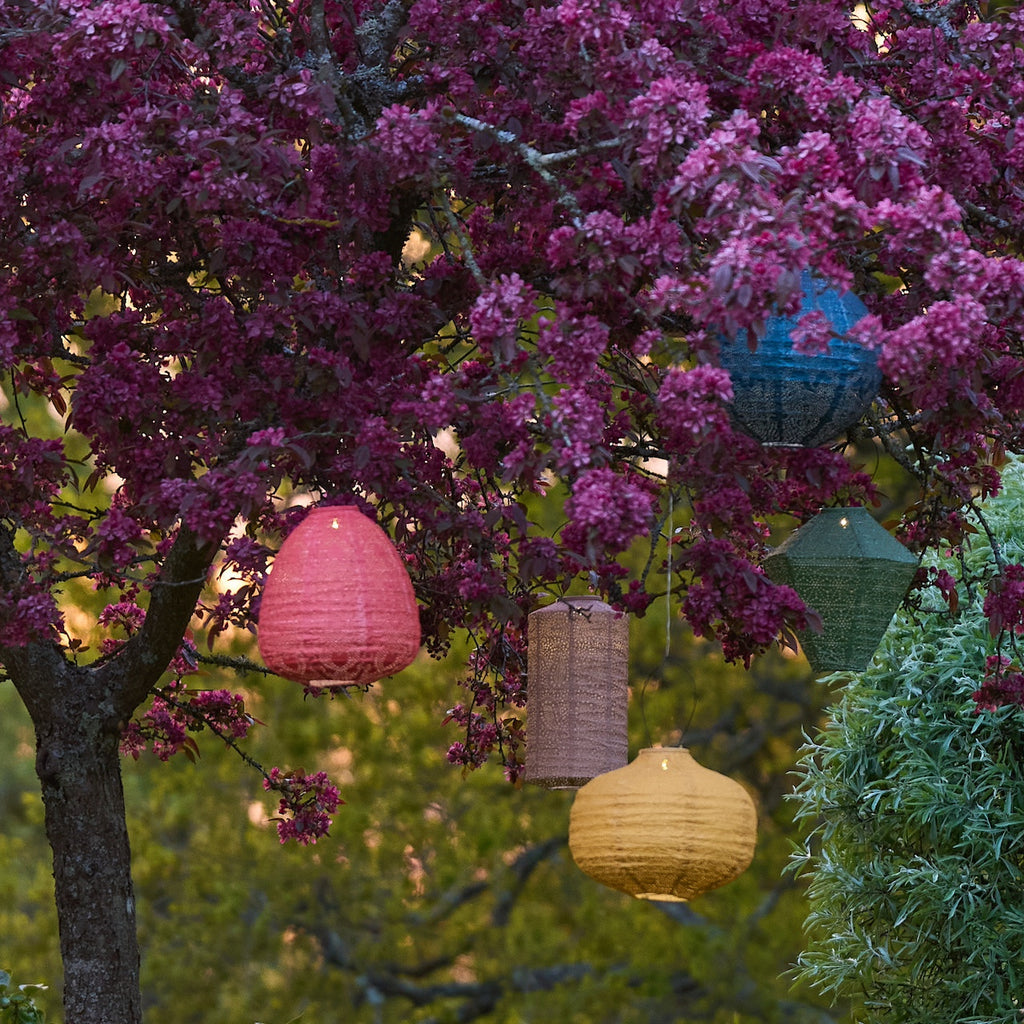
xmin=524 ymin=597 xmax=629 ymax=789
xmin=765 ymin=506 xmax=918 ymax=672
xmin=718 ymin=271 xmax=880 ymax=448
xmin=258 ymin=505 xmax=421 ymax=687
xmin=569 ymin=747 xmax=757 ymax=901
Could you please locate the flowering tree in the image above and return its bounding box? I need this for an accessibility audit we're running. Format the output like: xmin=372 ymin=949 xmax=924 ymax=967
xmin=1 ymin=0 xmax=1023 ymax=1020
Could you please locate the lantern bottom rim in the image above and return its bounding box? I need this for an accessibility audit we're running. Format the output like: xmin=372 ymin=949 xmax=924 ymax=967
xmin=524 ymin=776 xmax=593 ymax=790
xmin=635 ymin=892 xmax=689 ymax=903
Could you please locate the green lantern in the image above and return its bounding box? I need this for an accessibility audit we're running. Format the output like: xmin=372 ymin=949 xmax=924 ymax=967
xmin=764 ymin=507 xmax=918 ymax=673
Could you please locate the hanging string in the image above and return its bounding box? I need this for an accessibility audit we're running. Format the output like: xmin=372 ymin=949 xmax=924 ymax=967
xmin=639 ymin=490 xmax=698 ymax=747
xmin=666 ymin=490 xmax=698 ymax=746
xmin=665 ymin=490 xmax=673 ymax=669
xmin=636 ymin=492 xmax=675 ymax=750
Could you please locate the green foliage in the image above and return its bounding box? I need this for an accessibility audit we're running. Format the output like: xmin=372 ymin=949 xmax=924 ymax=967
xmin=121 ymin=639 xmax=824 ymax=1024
xmin=1 ymin=618 xmax=838 ymax=1024
xmin=0 ymin=699 xmax=60 ymax=1022
xmin=0 ymin=970 xmax=46 ymax=1024
xmin=791 ymin=459 xmax=1024 ymax=1023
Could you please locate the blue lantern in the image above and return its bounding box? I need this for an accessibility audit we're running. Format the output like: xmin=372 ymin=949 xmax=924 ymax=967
xmin=718 ymin=271 xmax=881 ymax=448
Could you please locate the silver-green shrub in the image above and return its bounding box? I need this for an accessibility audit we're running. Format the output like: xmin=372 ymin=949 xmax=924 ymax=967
xmin=0 ymin=971 xmax=45 ymax=1024
xmin=790 ymin=458 xmax=1024 ymax=1024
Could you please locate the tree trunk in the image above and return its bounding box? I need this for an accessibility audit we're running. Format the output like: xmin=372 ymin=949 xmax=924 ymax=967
xmin=32 ymin=673 xmax=142 ymax=1024
xmin=0 ymin=525 xmax=222 ymax=1023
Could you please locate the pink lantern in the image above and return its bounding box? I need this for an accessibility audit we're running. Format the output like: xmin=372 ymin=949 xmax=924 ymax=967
xmin=257 ymin=505 xmax=421 ymax=688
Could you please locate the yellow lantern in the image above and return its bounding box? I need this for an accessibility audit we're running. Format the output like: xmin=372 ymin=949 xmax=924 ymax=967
xmin=568 ymin=747 xmax=757 ymax=901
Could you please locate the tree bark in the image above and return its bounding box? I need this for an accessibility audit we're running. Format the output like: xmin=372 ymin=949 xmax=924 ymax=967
xmin=32 ymin=674 xmax=142 ymax=1024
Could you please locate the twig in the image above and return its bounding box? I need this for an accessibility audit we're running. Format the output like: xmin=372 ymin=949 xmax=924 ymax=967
xmin=156 ymin=685 xmax=271 ymax=781
xmin=451 ymin=113 xmax=618 ymax=224
xmin=438 ymin=188 xmax=486 ymax=286
xmin=193 ymin=650 xmax=277 ymax=676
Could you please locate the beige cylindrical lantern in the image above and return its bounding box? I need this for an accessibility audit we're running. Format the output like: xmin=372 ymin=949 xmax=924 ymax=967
xmin=568 ymin=747 xmax=757 ymax=901
xmin=524 ymin=597 xmax=629 ymax=789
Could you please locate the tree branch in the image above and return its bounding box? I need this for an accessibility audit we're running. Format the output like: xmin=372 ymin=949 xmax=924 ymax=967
xmin=97 ymin=524 xmax=222 ymax=719
xmin=903 ymin=0 xmax=960 ymax=41
xmin=193 ymin=650 xmax=276 ymax=677
xmin=308 ymin=0 xmax=365 ymax=136
xmin=0 ymin=523 xmax=75 ymax=722
xmin=491 ymin=834 xmax=565 ymax=926
xmin=354 ymin=0 xmax=407 ymax=67
xmin=451 ymin=113 xmax=612 ymax=224
xmin=358 ymin=963 xmax=597 ymax=1024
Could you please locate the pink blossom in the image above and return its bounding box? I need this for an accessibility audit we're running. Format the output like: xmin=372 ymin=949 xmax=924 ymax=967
xmin=983 ymin=564 xmax=1024 ymax=638
xmin=563 ymin=467 xmax=654 ymax=557
xmin=552 ymin=384 xmax=607 ymax=471
xmin=537 ymin=311 xmax=609 ymax=380
xmin=880 ymin=299 xmax=986 ymax=380
xmin=626 ymin=75 xmax=711 ymax=167
xmin=263 ymin=768 xmax=343 ymax=845
xmin=98 ymin=600 xmax=146 ymax=634
xmin=469 ymin=274 xmax=537 ymax=362
xmin=973 ymin=655 xmax=1024 ymax=712
xmin=374 ymin=100 xmax=444 ymax=179
xmin=657 ymin=365 xmax=733 ymax=451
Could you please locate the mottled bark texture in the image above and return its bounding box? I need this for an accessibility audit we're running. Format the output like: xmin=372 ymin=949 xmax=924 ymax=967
xmin=33 ymin=676 xmax=142 ymax=1024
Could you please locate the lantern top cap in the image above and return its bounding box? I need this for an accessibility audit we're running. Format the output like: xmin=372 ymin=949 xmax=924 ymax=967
xmin=307 ymin=503 xmax=362 ymax=516
xmin=531 ymin=595 xmax=615 ymax=616
xmin=638 ymin=747 xmax=692 ymax=772
xmin=796 ymin=268 xmax=868 ymax=311
xmin=300 ymin=504 xmax=372 ymax=530
xmin=770 ymin=506 xmax=917 ymax=564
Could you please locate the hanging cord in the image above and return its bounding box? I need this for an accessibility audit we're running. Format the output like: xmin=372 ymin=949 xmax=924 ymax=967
xmin=637 ymin=492 xmax=675 ymax=746
xmin=666 ymin=491 xmax=698 ymax=746
xmin=636 ymin=492 xmax=675 ymax=750
xmin=638 ymin=491 xmax=699 ymax=747
xmin=665 ymin=491 xmax=673 ymax=669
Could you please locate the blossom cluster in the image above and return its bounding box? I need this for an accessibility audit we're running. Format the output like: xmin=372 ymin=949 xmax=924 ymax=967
xmin=1 ymin=0 xmax=1024 ymax=786
xmin=120 ymin=684 xmax=254 ymax=763
xmin=973 ymin=655 xmax=1024 ymax=712
xmin=262 ymin=768 xmax=343 ymax=845
xmin=680 ymin=539 xmax=812 ymax=665
xmin=656 ymin=365 xmax=733 ymax=452
xmin=982 ymin=563 xmax=1024 ymax=639
xmin=562 ymin=467 xmax=656 ymax=558
xmin=445 ymin=623 xmax=527 ymax=776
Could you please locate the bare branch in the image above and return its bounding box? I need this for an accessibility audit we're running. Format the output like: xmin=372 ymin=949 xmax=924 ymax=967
xmin=193 ymin=650 xmax=276 ymax=677
xmin=452 ymin=113 xmax=619 ymax=224
xmin=354 ymin=0 xmax=407 ymax=67
xmin=491 ymin=834 xmax=565 ymax=926
xmin=308 ymin=0 xmax=365 ymax=136
xmin=903 ymin=0 xmax=959 ymax=41
xmin=98 ymin=524 xmax=223 ymax=718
